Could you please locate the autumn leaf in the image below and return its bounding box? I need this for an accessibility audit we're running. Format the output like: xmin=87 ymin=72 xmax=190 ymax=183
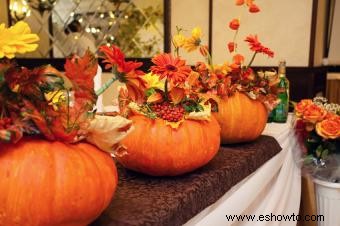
xmin=22 ymin=99 xmax=55 ymax=140
xmin=169 ymin=87 xmax=185 ymax=104
xmin=64 ymin=50 xmax=98 ymax=103
xmin=188 ymin=71 xmax=199 ymax=87
xmin=147 ymin=92 xmax=163 ymax=103
xmin=165 ymin=119 xmax=184 ymax=129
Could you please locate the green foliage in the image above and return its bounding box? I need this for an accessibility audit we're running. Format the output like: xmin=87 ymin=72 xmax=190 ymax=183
xmin=182 ymin=98 xmax=204 ymax=113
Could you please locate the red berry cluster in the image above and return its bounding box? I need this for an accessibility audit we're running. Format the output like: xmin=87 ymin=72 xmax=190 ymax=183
xmin=152 ymin=103 xmax=185 ymax=122
xmin=0 ymin=117 xmax=12 ymax=130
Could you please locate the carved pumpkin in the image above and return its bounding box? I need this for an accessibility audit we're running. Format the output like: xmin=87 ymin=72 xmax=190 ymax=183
xmin=118 ymin=115 xmax=221 ymax=176
xmin=213 ymin=92 xmax=268 ymax=144
xmin=0 ymin=138 xmax=118 ymax=226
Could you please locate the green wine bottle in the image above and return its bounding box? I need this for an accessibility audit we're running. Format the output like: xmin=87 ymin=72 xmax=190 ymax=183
xmin=273 ymin=60 xmax=289 ymax=123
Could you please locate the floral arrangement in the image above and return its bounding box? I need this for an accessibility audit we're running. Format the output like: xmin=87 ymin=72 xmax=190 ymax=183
xmin=0 ymin=21 xmax=132 ymax=152
xmin=169 ymin=0 xmax=278 ymax=112
xmin=97 ymin=0 xmax=278 ymax=129
xmin=294 ymin=97 xmax=340 ymax=167
xmin=98 ymin=44 xmax=211 ymax=128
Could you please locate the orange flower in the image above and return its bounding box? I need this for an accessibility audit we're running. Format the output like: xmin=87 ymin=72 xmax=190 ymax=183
xmin=99 ymin=45 xmax=147 ymax=103
xmin=124 ymin=71 xmax=147 ymax=103
xmin=302 ymin=104 xmax=327 ymax=124
xmin=150 ymin=53 xmax=191 ymax=85
xmin=235 ymin=0 xmax=245 ymax=5
xmin=229 ymin=19 xmax=240 ymax=30
xmin=316 ymin=116 xmax=340 ymax=139
xmin=245 ymin=35 xmax=274 ymax=58
xmin=227 ymin=42 xmax=236 ymax=53
xmin=199 ymin=45 xmax=209 ymax=57
xmin=249 ymin=3 xmax=260 ymax=13
xmin=295 ymin=99 xmax=313 ymax=117
xmin=99 ymin=45 xmax=125 ymax=70
xmin=233 ymin=54 xmax=245 ymax=65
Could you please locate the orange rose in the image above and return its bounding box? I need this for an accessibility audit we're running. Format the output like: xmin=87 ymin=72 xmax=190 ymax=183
xmin=302 ymin=104 xmax=327 ymax=124
xmin=325 ymin=112 xmax=338 ymax=120
xmin=295 ymin=99 xmax=313 ymax=117
xmin=316 ymin=116 xmax=340 ymax=139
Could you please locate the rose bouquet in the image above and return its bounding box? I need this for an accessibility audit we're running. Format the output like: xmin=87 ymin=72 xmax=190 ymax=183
xmin=294 ymin=97 xmax=340 ymax=169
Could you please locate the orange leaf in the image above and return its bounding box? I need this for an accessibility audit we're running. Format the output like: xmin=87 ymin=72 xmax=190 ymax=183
xmin=169 ymin=87 xmax=185 ymax=104
xmin=147 ymin=92 xmax=163 ymax=103
xmin=188 ymin=71 xmax=199 ymax=87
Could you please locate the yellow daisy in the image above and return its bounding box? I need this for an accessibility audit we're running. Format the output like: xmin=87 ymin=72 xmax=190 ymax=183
xmin=0 ymin=21 xmax=39 ymax=59
xmin=183 ymin=27 xmax=202 ymax=52
xmin=172 ymin=34 xmax=186 ymax=48
xmin=142 ymin=72 xmax=165 ymax=90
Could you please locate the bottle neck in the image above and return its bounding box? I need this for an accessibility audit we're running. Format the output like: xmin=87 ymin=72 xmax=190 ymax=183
xmin=279 ymin=73 xmax=286 ymax=78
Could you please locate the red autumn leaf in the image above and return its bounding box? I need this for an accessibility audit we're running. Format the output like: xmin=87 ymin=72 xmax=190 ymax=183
xmin=64 ymin=50 xmax=98 ymax=103
xmin=22 ymin=99 xmax=55 ymax=141
xmin=50 ymin=119 xmax=78 ymax=143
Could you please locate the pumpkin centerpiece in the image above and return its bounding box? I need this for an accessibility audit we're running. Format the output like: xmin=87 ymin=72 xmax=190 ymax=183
xmin=172 ymin=2 xmax=279 ymax=144
xmin=213 ymin=91 xmax=268 ymax=144
xmin=98 ymin=46 xmax=221 ymax=176
xmin=0 ymin=22 xmax=133 ymax=226
xmin=120 ymin=114 xmax=220 ymax=176
xmin=0 ymin=139 xmax=118 ymax=226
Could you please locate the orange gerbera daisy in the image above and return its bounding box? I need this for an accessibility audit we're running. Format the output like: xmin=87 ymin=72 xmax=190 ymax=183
xmin=244 ymin=35 xmax=274 ymax=58
xmin=99 ymin=45 xmax=147 ymax=102
xmin=150 ymin=53 xmax=191 ymax=85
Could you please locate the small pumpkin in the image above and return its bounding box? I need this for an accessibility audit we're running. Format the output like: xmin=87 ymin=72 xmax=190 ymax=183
xmin=0 ymin=138 xmax=118 ymax=226
xmin=213 ymin=91 xmax=268 ymax=144
xmin=118 ymin=115 xmax=221 ymax=176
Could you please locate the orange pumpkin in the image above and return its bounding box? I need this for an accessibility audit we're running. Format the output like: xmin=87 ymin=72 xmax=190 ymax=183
xmin=213 ymin=91 xmax=268 ymax=144
xmin=118 ymin=115 xmax=221 ymax=176
xmin=0 ymin=138 xmax=118 ymax=226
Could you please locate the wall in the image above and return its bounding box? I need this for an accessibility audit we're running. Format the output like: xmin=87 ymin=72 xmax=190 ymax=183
xmin=170 ymin=0 xmax=210 ymax=65
xmin=328 ymin=0 xmax=340 ymax=65
xmin=0 ymin=0 xmax=9 ymax=25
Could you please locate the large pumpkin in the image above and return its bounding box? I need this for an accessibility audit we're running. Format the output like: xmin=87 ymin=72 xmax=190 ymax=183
xmin=0 ymin=138 xmax=118 ymax=226
xmin=213 ymin=91 xmax=268 ymax=144
xmin=118 ymin=115 xmax=221 ymax=176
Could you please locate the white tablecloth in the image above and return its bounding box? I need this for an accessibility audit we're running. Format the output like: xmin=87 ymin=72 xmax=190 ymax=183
xmin=184 ymin=114 xmax=301 ymax=226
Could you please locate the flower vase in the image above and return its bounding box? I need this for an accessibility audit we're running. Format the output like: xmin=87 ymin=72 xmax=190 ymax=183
xmin=117 ymin=114 xmax=221 ymax=176
xmin=213 ymin=91 xmax=268 ymax=144
xmin=0 ymin=138 xmax=118 ymax=226
xmin=314 ymin=178 xmax=340 ymax=226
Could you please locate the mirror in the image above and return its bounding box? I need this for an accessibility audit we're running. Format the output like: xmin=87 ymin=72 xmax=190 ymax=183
xmin=8 ymin=0 xmax=167 ymax=58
